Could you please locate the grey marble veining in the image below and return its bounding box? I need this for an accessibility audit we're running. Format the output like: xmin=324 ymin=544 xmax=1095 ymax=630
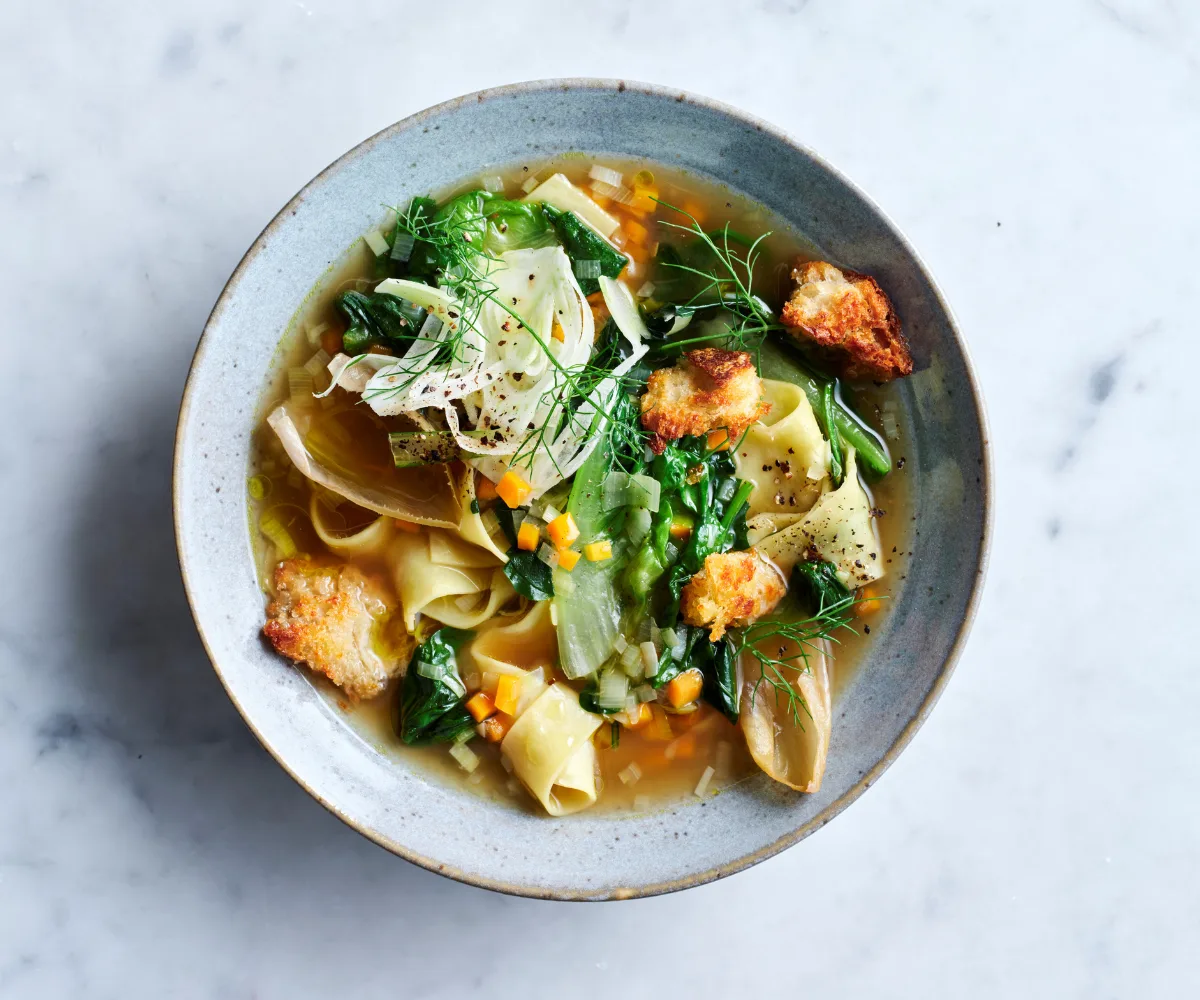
xmin=0 ymin=0 xmax=1196 ymax=996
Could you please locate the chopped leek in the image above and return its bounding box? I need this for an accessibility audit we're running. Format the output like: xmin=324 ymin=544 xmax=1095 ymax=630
xmin=449 ymin=741 xmax=480 ymax=773
xmin=596 ymin=668 xmax=629 ymax=711
xmin=389 ymin=230 xmax=415 ymax=263
xmin=625 ymin=507 xmax=653 ymax=546
xmin=588 ymin=164 xmax=625 ymax=188
xmin=602 ymin=471 xmax=660 ymax=513
xmin=364 ymin=229 xmax=389 ymax=256
xmin=259 ymin=511 xmax=297 ymax=558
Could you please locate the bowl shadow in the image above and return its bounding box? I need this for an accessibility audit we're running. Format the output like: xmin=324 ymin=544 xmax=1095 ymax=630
xmin=61 ymin=326 xmax=492 ymax=914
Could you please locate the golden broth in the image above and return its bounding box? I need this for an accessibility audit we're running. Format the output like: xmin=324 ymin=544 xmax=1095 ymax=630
xmin=249 ymin=155 xmax=913 ymax=814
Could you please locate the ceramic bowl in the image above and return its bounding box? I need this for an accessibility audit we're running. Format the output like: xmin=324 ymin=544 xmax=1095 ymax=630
xmin=174 ymin=79 xmax=990 ymax=900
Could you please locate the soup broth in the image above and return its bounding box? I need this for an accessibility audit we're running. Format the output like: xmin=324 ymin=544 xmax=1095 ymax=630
xmin=250 ymin=155 xmax=913 ymax=815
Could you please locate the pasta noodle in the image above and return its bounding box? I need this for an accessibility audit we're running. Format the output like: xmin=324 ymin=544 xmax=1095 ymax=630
xmin=389 ymin=531 xmax=492 ymax=631
xmin=465 ymin=602 xmax=554 ymax=712
xmin=308 ymin=491 xmax=395 ymax=558
xmin=754 ymin=446 xmax=885 ymax=587
xmin=736 ymin=379 xmax=829 ymax=518
xmin=501 ymin=683 xmax=603 ymax=816
xmin=421 ymin=569 xmax=516 ymax=630
xmin=453 ymin=468 xmax=510 ymax=564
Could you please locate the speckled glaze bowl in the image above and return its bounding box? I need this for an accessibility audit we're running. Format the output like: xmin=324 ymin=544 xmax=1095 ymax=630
xmin=174 ymin=79 xmax=990 ymax=900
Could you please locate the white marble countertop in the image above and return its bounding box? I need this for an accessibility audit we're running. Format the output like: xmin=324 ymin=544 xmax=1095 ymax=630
xmin=2 ymin=0 xmax=1197 ymax=996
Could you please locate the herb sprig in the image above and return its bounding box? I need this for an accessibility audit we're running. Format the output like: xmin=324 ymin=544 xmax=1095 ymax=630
xmin=361 ymin=197 xmax=642 ymax=479
xmin=652 ymin=201 xmax=788 ymax=359
xmin=733 ymin=589 xmax=859 ymax=728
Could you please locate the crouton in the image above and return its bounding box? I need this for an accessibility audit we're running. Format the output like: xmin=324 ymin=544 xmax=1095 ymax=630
xmin=263 ymin=558 xmax=410 ymax=699
xmin=780 ymin=261 xmax=912 ymax=382
xmin=680 ymin=550 xmax=787 ymax=641
xmin=640 ymin=348 xmax=770 ymax=453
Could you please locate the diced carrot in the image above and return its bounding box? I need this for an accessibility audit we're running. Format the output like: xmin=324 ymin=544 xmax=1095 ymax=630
xmin=475 ymin=473 xmax=498 ymax=503
xmin=547 ymin=512 xmax=580 ymax=549
xmin=855 ymin=586 xmax=883 ymax=617
xmin=494 ymin=674 xmax=520 ymax=716
xmin=496 ymin=470 xmax=533 ymax=508
xmin=591 ymin=193 xmax=612 ymax=211
xmin=557 ymin=548 xmax=581 ymax=571
xmin=551 ymin=319 xmax=565 ymax=343
xmin=706 ymin=428 xmax=730 ymax=451
xmin=625 ymin=702 xmax=652 ymax=728
xmin=665 ymin=669 xmax=704 ymax=709
xmin=517 ymin=521 xmax=540 ymax=552
xmin=320 ymin=329 xmax=344 ymax=357
xmin=680 ymin=200 xmax=706 ymax=225
xmin=668 ymin=517 xmax=693 ymax=543
xmin=622 ymin=218 xmax=650 ymax=246
xmin=668 ymin=733 xmax=696 ymax=760
xmin=644 ymin=704 xmax=675 ymax=742
xmin=481 ymin=713 xmax=513 ymax=743
xmin=394 ymin=518 xmax=422 ymax=534
xmin=466 ymin=693 xmax=496 ymax=723
xmin=627 ymin=186 xmax=658 ymax=216
xmin=584 ymin=540 xmax=612 ymax=562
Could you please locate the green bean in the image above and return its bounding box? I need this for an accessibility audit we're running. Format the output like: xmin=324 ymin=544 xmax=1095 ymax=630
xmin=757 ymin=339 xmax=892 ymax=477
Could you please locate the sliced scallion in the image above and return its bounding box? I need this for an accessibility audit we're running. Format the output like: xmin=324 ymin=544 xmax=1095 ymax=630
xmin=449 ymin=741 xmax=480 ymax=773
xmin=596 ymin=668 xmax=629 ymax=711
xmin=259 ymin=511 xmax=297 ymax=558
xmin=287 ymin=367 xmax=314 ymax=402
xmin=573 ymin=259 xmax=602 ymax=280
xmin=389 ymin=230 xmax=415 ymax=263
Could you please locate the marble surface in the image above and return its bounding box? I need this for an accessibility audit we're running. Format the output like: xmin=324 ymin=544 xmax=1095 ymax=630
xmin=1 ymin=0 xmax=1196 ymax=995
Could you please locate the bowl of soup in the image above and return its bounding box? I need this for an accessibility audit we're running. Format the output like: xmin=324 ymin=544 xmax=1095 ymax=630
xmin=174 ymin=79 xmax=990 ymax=899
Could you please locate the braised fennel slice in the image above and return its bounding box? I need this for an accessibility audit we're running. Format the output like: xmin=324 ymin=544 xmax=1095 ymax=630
xmin=552 ymin=424 xmax=628 ymax=680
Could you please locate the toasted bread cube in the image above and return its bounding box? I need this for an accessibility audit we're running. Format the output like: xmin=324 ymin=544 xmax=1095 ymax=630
xmin=681 ymin=550 xmax=787 ymax=641
xmin=263 ymin=558 xmax=408 ymax=699
xmin=780 ymin=260 xmax=912 ymax=382
xmin=640 ymin=348 xmax=770 ymax=453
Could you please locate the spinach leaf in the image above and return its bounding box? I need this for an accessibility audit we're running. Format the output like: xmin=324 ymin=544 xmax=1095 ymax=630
xmin=405 ymin=190 xmax=557 ymax=280
xmin=543 ymin=205 xmax=626 ymax=294
xmin=493 ymin=505 xmax=519 ymax=549
xmin=504 ymin=549 xmax=555 ymax=601
xmin=793 ymin=559 xmax=852 ymax=614
xmin=652 ymin=626 xmax=739 ymax=723
xmin=648 ymin=436 xmax=754 ymax=622
xmin=396 ymin=627 xmax=475 ymax=745
xmin=336 ymin=290 xmax=425 ymax=355
xmin=482 ymin=200 xmax=556 ymax=254
xmin=652 ymin=623 xmax=700 ymax=688
xmin=396 ymin=197 xmax=440 ymax=278
xmin=702 ymin=639 xmax=740 ymax=724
